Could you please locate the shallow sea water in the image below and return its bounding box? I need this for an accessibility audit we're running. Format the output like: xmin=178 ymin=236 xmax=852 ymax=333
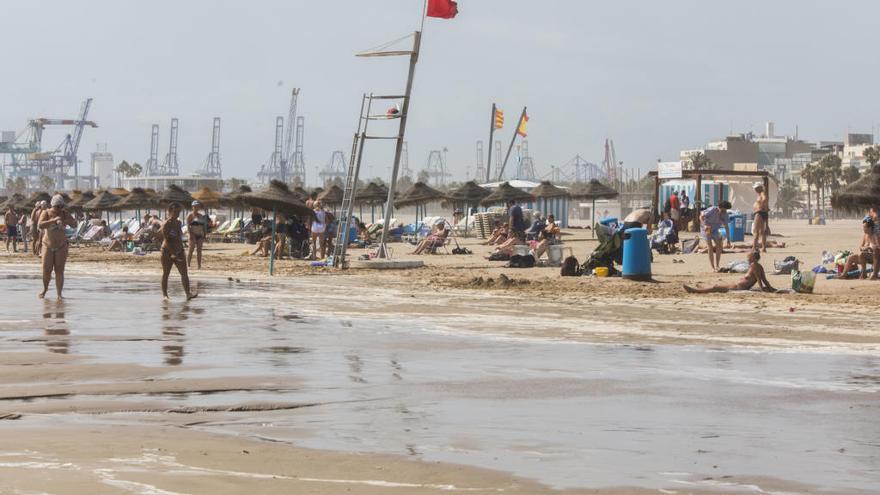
xmin=1 ymin=265 xmax=878 ymax=492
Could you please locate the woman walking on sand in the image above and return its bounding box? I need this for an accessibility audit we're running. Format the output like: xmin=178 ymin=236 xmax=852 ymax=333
xmin=37 ymin=195 xmax=77 ymax=299
xmin=161 ymin=203 xmax=197 ymax=301
xmin=186 ymin=200 xmax=209 ymax=269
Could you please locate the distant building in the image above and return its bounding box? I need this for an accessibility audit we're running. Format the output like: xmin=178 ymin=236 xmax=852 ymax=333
xmin=842 ymin=133 xmax=874 ymax=172
xmin=121 ymin=174 xmax=224 ymax=192
xmin=681 ymin=122 xmax=811 ymax=172
xmin=91 ymin=150 xmax=115 ymax=189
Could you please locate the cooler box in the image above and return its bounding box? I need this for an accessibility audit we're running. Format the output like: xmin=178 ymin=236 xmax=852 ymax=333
xmin=622 ymin=227 xmax=651 ymax=281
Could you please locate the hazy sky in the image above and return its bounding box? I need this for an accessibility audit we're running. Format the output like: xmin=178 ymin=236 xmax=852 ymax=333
xmin=2 ymin=0 xmax=879 ymax=185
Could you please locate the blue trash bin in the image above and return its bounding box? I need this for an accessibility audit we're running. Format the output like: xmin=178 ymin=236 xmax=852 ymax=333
xmin=727 ymin=214 xmax=745 ymax=243
xmin=622 ymin=227 xmax=652 ymax=281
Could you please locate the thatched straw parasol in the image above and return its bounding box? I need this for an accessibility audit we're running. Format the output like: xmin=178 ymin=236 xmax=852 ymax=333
xmin=192 ymin=187 xmax=223 ymax=208
xmin=832 ymin=167 xmax=880 ymax=213
xmin=569 ymin=179 xmax=619 ymax=237
xmin=394 ymin=182 xmax=448 ymax=226
xmin=110 ymin=187 xmax=130 ymax=197
xmin=154 ymin=184 xmax=194 ymax=207
xmin=530 ymin=181 xmax=569 ymax=199
xmin=318 ymin=184 xmax=344 ymax=206
xmin=240 ymin=180 xmax=313 ymax=275
xmin=293 ymin=186 xmax=310 ymax=200
xmin=113 ymin=187 xmax=154 ymax=213
xmin=448 ymin=181 xmax=491 ymax=234
xmin=83 ymin=190 xmax=121 ymax=212
xmin=22 ymin=191 xmax=52 ymax=210
xmin=68 ymin=191 xmax=96 ymax=210
xmin=479 ymin=182 xmax=535 ymax=207
xmin=355 ymin=182 xmax=389 ymax=222
xmin=1 ymin=193 xmax=25 ymax=210
xmin=219 ymin=185 xmax=252 ymax=209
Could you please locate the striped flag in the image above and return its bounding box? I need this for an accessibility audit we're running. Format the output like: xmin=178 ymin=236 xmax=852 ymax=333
xmin=516 ymin=112 xmax=529 ymax=137
xmin=494 ymin=108 xmax=504 ymax=129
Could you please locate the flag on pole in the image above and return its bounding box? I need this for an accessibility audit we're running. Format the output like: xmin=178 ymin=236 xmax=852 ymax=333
xmin=427 ymin=0 xmax=459 ymax=19
xmin=516 ymin=112 xmax=529 ymax=137
xmin=494 ymin=108 xmax=504 ymax=129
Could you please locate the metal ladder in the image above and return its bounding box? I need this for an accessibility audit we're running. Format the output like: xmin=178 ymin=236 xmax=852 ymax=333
xmin=329 ymin=93 xmax=406 ymax=267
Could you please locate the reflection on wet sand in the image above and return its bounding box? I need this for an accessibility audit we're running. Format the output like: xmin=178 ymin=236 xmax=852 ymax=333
xmin=42 ymin=299 xmax=69 ymax=354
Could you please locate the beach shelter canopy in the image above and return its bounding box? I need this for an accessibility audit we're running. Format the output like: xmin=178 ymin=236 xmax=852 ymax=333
xmin=356 ymin=182 xmax=389 ymax=204
xmin=832 ymin=167 xmax=880 ymax=212
xmin=110 ymin=187 xmax=130 ymax=197
xmin=155 ymin=184 xmax=194 ymax=207
xmin=569 ymin=179 xmax=619 ymax=200
xmin=448 ymin=180 xmax=491 ymax=205
xmin=1 ymin=193 xmax=25 ymax=210
xmin=530 ymin=181 xmax=570 ymax=199
xmin=113 ymin=187 xmax=154 ymax=211
xmin=220 ymin=185 xmax=252 ymax=208
xmin=293 ymin=186 xmax=309 ymax=200
xmin=83 ymin=190 xmax=122 ymax=211
xmin=311 ymin=186 xmax=324 ymax=197
xmin=240 ymin=180 xmax=313 ymax=220
xmin=318 ymin=184 xmax=344 ymax=206
xmin=395 ymin=181 xmax=447 ymax=208
xmin=22 ymin=191 xmax=51 ymax=210
xmin=192 ymin=187 xmax=223 ymax=208
xmin=479 ymin=182 xmax=535 ymax=207
xmin=67 ymin=191 xmax=96 ymax=209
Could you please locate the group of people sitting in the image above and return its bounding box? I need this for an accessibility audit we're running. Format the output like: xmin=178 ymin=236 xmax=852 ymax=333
xmin=837 ymin=206 xmax=879 ymax=280
xmin=485 ymin=201 xmax=561 ymax=262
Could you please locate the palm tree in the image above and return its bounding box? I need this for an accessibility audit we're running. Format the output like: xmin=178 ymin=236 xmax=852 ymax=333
xmin=842 ymin=165 xmax=862 ymax=186
xmin=818 ymin=154 xmax=841 ymax=217
xmin=776 ymin=179 xmax=801 ymax=218
xmin=864 ymin=145 xmax=880 ymax=173
xmin=802 ymin=163 xmax=815 ymax=217
xmin=688 ymin=151 xmax=715 ymax=170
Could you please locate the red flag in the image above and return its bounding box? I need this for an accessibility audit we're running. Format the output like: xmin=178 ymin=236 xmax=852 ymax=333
xmin=427 ymin=0 xmax=458 ymax=19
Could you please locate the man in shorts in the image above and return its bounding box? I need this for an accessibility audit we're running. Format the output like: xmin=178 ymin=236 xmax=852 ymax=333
xmin=4 ymin=206 xmax=19 ymax=252
xmin=700 ymin=200 xmax=731 ymax=272
xmin=752 ymin=182 xmax=769 ymax=252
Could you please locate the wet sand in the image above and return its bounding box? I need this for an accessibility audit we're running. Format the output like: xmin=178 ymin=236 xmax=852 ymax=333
xmin=1 ymin=219 xmax=879 ymax=493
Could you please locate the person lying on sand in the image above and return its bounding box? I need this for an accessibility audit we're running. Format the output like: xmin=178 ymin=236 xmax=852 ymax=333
xmin=837 ymin=217 xmax=877 ymax=279
xmin=684 ymin=251 xmax=775 ymax=293
xmin=160 ymin=202 xmax=197 ymax=301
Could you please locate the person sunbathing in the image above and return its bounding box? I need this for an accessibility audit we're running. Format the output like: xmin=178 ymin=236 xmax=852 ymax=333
xmin=483 ymin=221 xmax=507 ymax=245
xmin=412 ymin=222 xmax=449 ymax=255
xmin=684 ymin=251 xmax=775 ymax=293
xmin=837 ymin=217 xmax=877 ymax=279
xmin=492 ymin=229 xmax=526 ymax=257
xmin=532 ymin=214 xmax=561 ymax=259
xmin=107 ymin=226 xmax=133 ymax=252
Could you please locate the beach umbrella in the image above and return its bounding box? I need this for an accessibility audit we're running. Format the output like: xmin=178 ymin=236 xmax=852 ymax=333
xmin=293 ymin=186 xmax=309 ymax=200
xmin=67 ymin=191 xmax=96 ymax=210
xmin=356 ymin=182 xmax=389 ymax=223
xmin=448 ymin=181 xmax=490 ymax=235
xmin=83 ymin=190 xmax=121 ymax=221
xmin=1 ymin=193 xmax=25 ymax=210
xmin=479 ymin=181 xmax=535 ymax=207
xmin=110 ymin=187 xmax=130 ymax=197
xmin=311 ymin=186 xmax=324 ymax=198
xmin=832 ymin=166 xmax=880 ymax=213
xmin=154 ymin=184 xmax=194 ymax=207
xmin=570 ymin=179 xmax=619 ymax=237
xmin=318 ymin=184 xmax=344 ymax=207
xmin=395 ymin=181 xmax=447 ymax=226
xmin=113 ymin=187 xmax=154 ymax=218
xmin=22 ymin=191 xmax=51 ymax=211
xmin=219 ymin=184 xmax=252 ymax=209
xmin=192 ymin=187 xmax=223 ymax=209
xmin=240 ymin=180 xmax=313 ymax=275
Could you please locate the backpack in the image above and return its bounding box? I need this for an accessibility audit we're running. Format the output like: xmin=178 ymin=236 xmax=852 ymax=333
xmin=561 ymin=255 xmax=581 ymax=276
xmin=508 ymin=254 xmax=535 ymax=268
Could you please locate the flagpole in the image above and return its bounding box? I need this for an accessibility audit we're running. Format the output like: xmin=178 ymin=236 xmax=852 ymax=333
xmin=420 ymin=0 xmax=429 ymax=33
xmin=485 ymin=103 xmax=496 ymax=182
xmin=499 ymin=106 xmax=527 ymax=179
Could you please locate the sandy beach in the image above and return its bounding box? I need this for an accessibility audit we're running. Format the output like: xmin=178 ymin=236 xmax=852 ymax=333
xmin=1 ymin=219 xmax=879 ymax=494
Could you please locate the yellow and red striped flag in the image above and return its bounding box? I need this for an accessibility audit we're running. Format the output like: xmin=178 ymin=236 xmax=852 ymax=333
xmin=494 ymin=108 xmax=504 ymax=129
xmin=516 ymin=112 xmax=529 ymax=137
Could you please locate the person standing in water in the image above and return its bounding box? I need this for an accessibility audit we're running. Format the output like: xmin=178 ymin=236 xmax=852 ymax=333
xmin=4 ymin=206 xmax=20 ymax=253
xmin=31 ymin=201 xmax=47 ymax=255
xmin=161 ymin=202 xmax=197 ymax=301
xmin=37 ymin=195 xmax=77 ymax=299
xmin=186 ymin=200 xmax=209 ymax=269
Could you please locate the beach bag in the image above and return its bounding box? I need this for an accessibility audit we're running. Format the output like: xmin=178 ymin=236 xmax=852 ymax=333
xmin=507 ymin=254 xmax=535 ymax=268
xmin=773 ymin=256 xmax=799 ymax=275
xmin=488 ymin=251 xmax=510 ymax=261
xmin=561 ymin=255 xmax=581 ymax=276
xmin=791 ymin=269 xmax=816 ymax=294
xmin=451 ymin=246 xmax=472 ymax=255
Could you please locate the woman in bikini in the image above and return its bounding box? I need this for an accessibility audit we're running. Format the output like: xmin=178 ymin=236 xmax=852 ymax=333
xmin=161 ymin=203 xmax=197 ymax=301
xmin=309 ymin=200 xmax=327 ymax=260
xmin=186 ymin=200 xmax=209 ymax=269
xmin=37 ymin=195 xmax=77 ymax=299
xmin=684 ymin=251 xmax=775 ymax=293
